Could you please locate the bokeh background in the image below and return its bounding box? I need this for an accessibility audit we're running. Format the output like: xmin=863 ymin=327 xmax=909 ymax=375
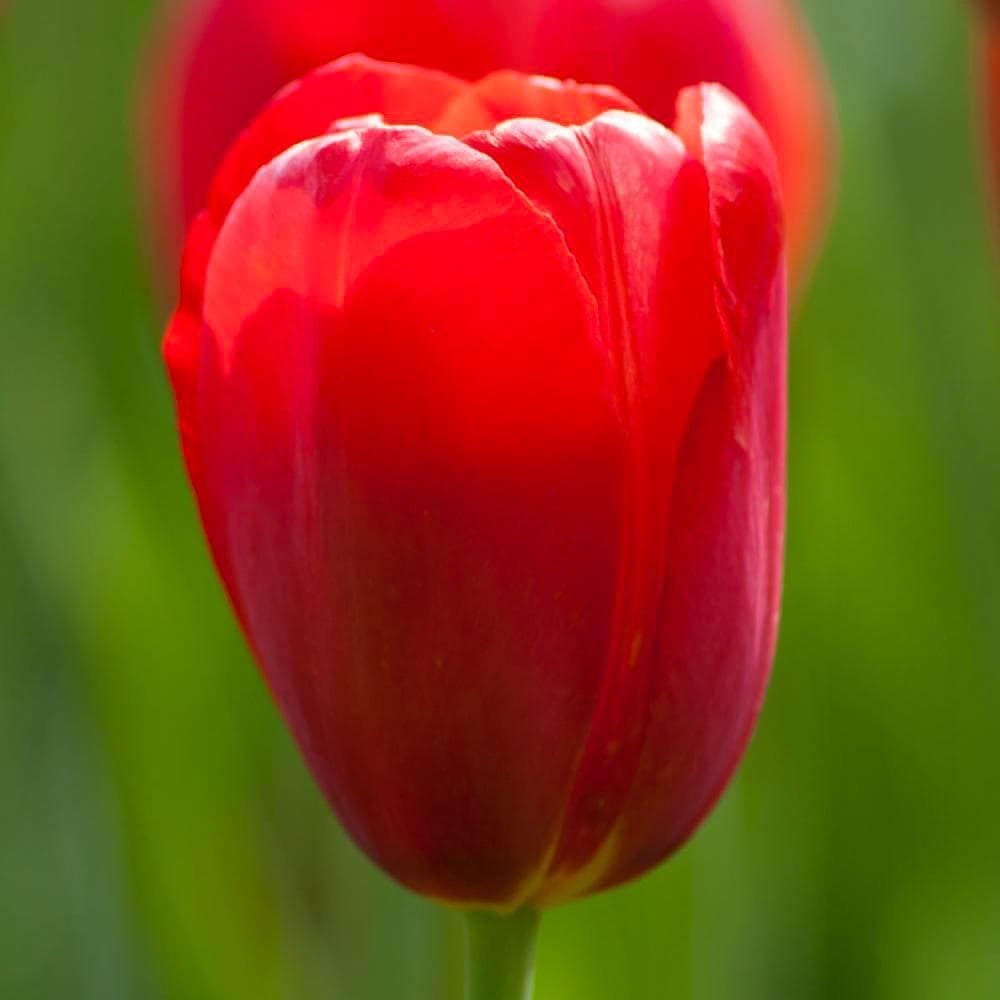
xmin=2 ymin=1 xmax=999 ymax=997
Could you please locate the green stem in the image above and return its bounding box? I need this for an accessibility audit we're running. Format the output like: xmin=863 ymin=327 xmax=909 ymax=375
xmin=463 ymin=908 xmax=541 ymax=1000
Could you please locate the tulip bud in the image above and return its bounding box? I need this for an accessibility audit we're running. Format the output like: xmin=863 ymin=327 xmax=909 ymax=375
xmin=141 ymin=0 xmax=833 ymax=290
xmin=164 ymin=55 xmax=787 ymax=909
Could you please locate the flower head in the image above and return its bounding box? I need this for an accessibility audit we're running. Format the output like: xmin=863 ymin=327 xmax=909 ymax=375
xmin=165 ymin=56 xmax=787 ymax=909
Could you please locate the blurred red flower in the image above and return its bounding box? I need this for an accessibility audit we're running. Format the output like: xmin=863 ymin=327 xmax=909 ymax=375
xmin=142 ymin=0 xmax=833 ymax=287
xmin=164 ymin=55 xmax=787 ymax=908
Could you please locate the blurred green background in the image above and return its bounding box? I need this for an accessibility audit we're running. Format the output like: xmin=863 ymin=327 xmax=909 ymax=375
xmin=1 ymin=0 xmax=999 ymax=997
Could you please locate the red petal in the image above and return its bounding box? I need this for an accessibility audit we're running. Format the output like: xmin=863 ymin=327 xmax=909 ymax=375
xmin=470 ymin=110 xmax=729 ymax=898
xmin=208 ymin=54 xmax=466 ymax=226
xmin=195 ymin=125 xmax=627 ymax=906
xmin=432 ymin=69 xmax=638 ymax=136
xmin=585 ymin=86 xmax=788 ymax=895
xmin=674 ymin=83 xmax=785 ymax=411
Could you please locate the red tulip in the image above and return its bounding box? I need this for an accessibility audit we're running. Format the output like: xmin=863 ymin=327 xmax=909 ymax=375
xmin=143 ymin=0 xmax=832 ymax=288
xmin=165 ymin=55 xmax=787 ymax=909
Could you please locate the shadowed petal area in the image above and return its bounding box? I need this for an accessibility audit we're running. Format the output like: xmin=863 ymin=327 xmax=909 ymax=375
xmin=191 ymin=126 xmax=629 ymax=906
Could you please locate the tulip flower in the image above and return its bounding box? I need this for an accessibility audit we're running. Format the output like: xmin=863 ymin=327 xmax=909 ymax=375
xmin=143 ymin=0 xmax=832 ymax=289
xmin=164 ymin=54 xmax=786 ymax=997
